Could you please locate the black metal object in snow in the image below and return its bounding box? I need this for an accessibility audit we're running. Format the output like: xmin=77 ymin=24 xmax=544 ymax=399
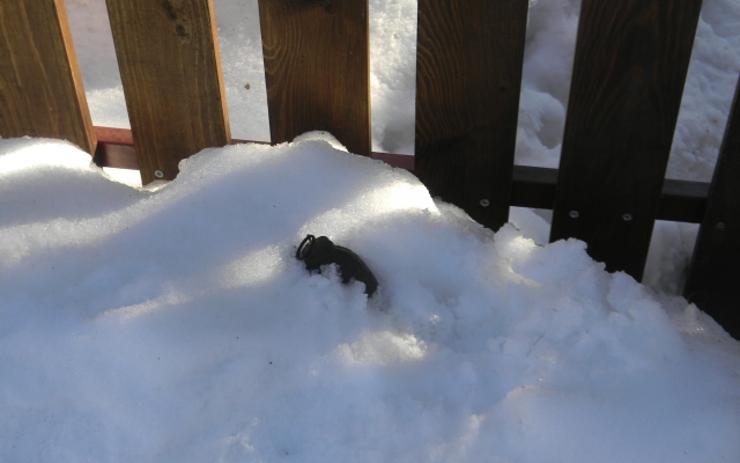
xmin=296 ymin=235 xmax=378 ymax=297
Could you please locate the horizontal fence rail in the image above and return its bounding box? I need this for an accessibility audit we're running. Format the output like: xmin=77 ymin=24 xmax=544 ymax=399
xmin=93 ymin=127 xmax=713 ymax=226
xmin=2 ymin=0 xmax=738 ymax=339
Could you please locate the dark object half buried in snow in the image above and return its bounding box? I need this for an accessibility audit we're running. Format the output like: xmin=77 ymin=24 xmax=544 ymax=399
xmin=296 ymin=235 xmax=378 ymax=297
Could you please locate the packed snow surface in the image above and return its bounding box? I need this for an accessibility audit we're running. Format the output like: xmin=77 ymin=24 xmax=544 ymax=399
xmin=2 ymin=138 xmax=739 ymax=462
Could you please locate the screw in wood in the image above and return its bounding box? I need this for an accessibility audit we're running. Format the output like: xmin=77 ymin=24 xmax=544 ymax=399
xmin=569 ymin=210 xmax=580 ymax=219
xmin=479 ymin=198 xmax=491 ymax=208
xmin=622 ymin=213 xmax=633 ymax=222
xmin=154 ymin=170 xmax=165 ymax=179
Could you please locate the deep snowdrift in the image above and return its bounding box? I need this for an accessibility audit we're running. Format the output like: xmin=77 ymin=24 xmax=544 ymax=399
xmin=1 ymin=138 xmax=739 ymax=462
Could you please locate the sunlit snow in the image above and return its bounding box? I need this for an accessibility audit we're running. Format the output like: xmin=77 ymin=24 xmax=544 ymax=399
xmin=3 ymin=0 xmax=740 ymax=460
xmin=1 ymin=138 xmax=739 ymax=462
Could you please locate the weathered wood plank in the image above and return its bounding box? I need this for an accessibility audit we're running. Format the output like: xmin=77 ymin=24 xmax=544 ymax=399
xmin=685 ymin=75 xmax=740 ymax=339
xmin=415 ymin=0 xmax=528 ymax=231
xmin=550 ymin=0 xmax=702 ymax=279
xmin=106 ymin=0 xmax=230 ymax=183
xmin=258 ymin=0 xmax=370 ymax=156
xmin=0 ymin=0 xmax=95 ymax=153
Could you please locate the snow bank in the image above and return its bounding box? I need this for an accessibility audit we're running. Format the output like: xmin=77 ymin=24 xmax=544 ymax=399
xmin=1 ymin=138 xmax=739 ymax=462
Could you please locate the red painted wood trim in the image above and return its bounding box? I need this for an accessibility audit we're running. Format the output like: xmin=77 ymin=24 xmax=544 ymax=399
xmin=94 ymin=126 xmax=133 ymax=145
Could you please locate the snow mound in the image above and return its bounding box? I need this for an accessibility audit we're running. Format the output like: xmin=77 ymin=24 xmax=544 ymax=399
xmin=1 ymin=138 xmax=739 ymax=462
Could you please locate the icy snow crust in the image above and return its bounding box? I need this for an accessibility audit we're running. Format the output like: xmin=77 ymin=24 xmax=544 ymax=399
xmin=2 ymin=139 xmax=739 ymax=462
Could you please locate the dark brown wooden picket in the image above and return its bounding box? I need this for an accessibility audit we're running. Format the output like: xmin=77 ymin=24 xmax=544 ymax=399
xmin=414 ymin=0 xmax=529 ymax=231
xmin=684 ymin=75 xmax=740 ymax=339
xmin=549 ymin=0 xmax=703 ymax=280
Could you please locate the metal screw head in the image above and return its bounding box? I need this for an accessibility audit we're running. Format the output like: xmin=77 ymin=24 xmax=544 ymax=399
xmin=622 ymin=213 xmax=633 ymax=222
xmin=479 ymin=198 xmax=491 ymax=208
xmin=568 ymin=210 xmax=580 ymax=219
xmin=716 ymin=221 xmax=726 ymax=231
xmin=154 ymin=170 xmax=165 ymax=179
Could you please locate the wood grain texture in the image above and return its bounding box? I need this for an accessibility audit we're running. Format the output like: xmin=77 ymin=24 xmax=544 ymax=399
xmin=106 ymin=0 xmax=230 ymax=183
xmin=684 ymin=75 xmax=740 ymax=339
xmin=415 ymin=0 xmax=528 ymax=231
xmin=258 ymin=0 xmax=370 ymax=155
xmin=0 ymin=0 xmax=95 ymax=153
xmin=550 ymin=0 xmax=702 ymax=279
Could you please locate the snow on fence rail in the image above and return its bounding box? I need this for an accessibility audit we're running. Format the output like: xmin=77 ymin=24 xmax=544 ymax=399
xmin=0 ymin=0 xmax=738 ymax=337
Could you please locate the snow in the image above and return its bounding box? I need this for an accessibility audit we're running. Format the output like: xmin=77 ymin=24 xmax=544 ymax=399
xmin=2 ymin=137 xmax=740 ymax=461
xmin=4 ymin=3 xmax=740 ymax=459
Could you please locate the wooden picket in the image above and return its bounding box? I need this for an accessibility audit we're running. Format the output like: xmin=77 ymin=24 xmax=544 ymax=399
xmin=258 ymin=0 xmax=370 ymax=156
xmin=549 ymin=0 xmax=703 ymax=280
xmin=105 ymin=0 xmax=230 ymax=184
xmin=685 ymin=75 xmax=740 ymax=338
xmin=0 ymin=0 xmax=95 ymax=154
xmin=415 ymin=0 xmax=528 ymax=231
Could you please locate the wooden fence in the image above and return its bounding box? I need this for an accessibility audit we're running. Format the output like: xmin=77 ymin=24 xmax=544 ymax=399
xmin=1 ymin=0 xmax=738 ymax=338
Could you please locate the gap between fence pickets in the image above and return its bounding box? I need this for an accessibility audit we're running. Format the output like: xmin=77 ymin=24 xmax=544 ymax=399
xmin=93 ymin=126 xmax=708 ymax=224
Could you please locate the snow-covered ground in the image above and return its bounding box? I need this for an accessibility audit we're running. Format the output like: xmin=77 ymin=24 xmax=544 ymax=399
xmin=2 ymin=2 xmax=740 ymax=460
xmin=2 ymin=137 xmax=739 ymax=462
